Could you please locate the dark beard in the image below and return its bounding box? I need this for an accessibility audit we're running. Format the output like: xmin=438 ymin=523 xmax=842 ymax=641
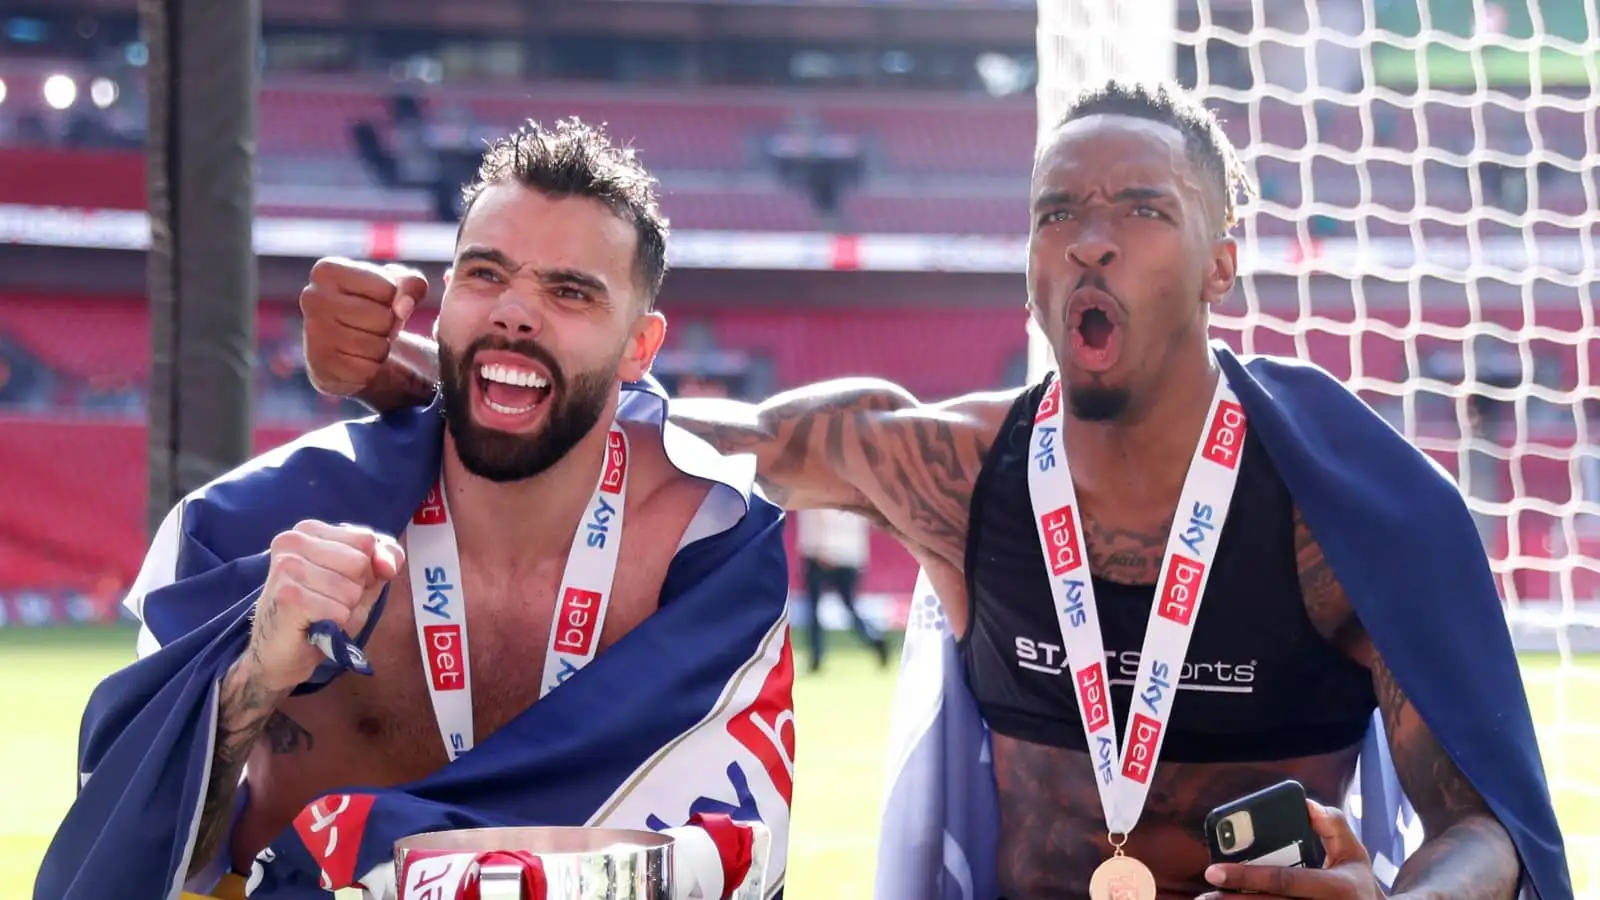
xmin=1066 ymin=383 xmax=1131 ymax=422
xmin=438 ymin=335 xmax=616 ymax=483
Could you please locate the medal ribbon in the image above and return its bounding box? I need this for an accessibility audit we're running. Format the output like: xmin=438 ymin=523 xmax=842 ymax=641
xmin=405 ymin=426 xmax=631 ymax=761
xmin=1025 ymin=369 xmax=1248 ymax=837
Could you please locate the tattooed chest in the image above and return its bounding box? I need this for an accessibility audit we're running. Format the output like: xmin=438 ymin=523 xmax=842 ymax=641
xmin=1082 ymin=518 xmax=1170 ymax=584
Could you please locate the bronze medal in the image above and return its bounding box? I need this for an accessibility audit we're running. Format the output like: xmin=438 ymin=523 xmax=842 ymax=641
xmin=1087 ymin=854 xmax=1157 ymax=900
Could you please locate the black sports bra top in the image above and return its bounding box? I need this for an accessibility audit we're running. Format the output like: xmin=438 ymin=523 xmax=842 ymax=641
xmin=958 ymin=377 xmax=1377 ymax=762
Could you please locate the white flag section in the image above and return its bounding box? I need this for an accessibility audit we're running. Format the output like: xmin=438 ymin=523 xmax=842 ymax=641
xmin=875 ymin=568 xmax=997 ymax=900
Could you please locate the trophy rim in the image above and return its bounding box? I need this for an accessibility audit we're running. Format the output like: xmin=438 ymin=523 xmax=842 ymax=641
xmin=395 ymin=825 xmax=675 ymax=856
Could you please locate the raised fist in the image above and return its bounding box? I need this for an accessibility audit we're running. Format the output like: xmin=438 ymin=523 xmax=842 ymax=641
xmin=299 ymin=257 xmax=428 ymax=398
xmin=246 ymin=520 xmax=404 ymax=695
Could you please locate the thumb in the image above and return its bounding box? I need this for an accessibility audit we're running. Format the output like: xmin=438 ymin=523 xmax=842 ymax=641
xmin=369 ymin=534 xmax=406 ymax=583
xmin=391 ymin=293 xmax=416 ymax=339
xmin=1307 ymin=799 xmax=1368 ymax=866
xmin=349 ymin=537 xmax=402 ymax=638
xmin=380 ymin=264 xmax=427 ymax=333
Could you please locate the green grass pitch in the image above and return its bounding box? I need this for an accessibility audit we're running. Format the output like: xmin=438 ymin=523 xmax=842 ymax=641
xmin=2 ymin=628 xmax=1594 ymax=898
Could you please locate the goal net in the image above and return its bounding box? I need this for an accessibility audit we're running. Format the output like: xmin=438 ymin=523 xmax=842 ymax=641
xmin=1034 ymin=0 xmax=1600 ymax=892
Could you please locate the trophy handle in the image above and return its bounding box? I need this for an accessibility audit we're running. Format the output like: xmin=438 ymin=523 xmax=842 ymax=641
xmin=470 ymin=851 xmax=549 ymax=900
xmin=724 ymin=821 xmax=771 ymax=900
xmin=665 ymin=816 xmax=773 ymax=900
xmin=391 ymin=849 xmax=547 ymax=900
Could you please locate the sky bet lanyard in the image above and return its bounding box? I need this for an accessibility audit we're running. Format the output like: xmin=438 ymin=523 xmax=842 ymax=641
xmin=403 ymin=425 xmax=631 ymax=761
xmin=1025 ymin=371 xmax=1247 ymax=848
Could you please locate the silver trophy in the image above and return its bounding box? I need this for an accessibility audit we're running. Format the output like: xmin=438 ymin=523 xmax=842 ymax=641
xmin=393 ymin=823 xmax=772 ymax=900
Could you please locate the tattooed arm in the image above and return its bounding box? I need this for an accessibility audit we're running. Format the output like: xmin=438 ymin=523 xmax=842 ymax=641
xmin=185 ymin=657 xmax=297 ymax=878
xmin=671 ymin=379 xmax=1010 ymax=562
xmin=669 ymin=379 xmax=917 ymax=509
xmin=1294 ymin=511 xmax=1520 ymax=900
xmin=1372 ymin=653 xmax=1521 ymax=900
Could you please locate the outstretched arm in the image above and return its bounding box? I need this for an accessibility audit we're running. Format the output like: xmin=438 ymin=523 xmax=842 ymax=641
xmin=337 ymin=331 xmax=1001 ymax=560
xmin=669 ymin=379 xmax=917 ymax=510
xmin=670 ymin=380 xmax=998 ymax=563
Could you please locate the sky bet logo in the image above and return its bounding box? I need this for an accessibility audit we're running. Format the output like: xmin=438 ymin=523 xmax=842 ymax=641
xmin=553 ymin=587 xmax=601 ymax=656
xmin=600 ymin=430 xmax=627 ymax=495
xmin=413 ymin=478 xmax=447 ymax=526
xmin=1094 ymin=734 xmax=1116 ymax=785
xmin=1075 ymin=662 xmax=1110 ymax=732
xmin=1035 ymin=379 xmax=1061 ymax=424
xmin=1202 ymin=400 xmax=1247 ymax=470
xmin=423 ymin=624 xmax=465 ymax=691
xmin=422 ymin=566 xmax=456 ymax=620
xmin=1034 ymin=424 xmax=1060 ymax=473
xmin=1138 ymin=660 xmax=1174 ymax=716
xmin=1121 ymin=713 xmax=1163 ymax=784
xmin=1157 ymin=555 xmax=1206 ymax=626
xmin=586 ymin=496 xmax=618 ymax=549
xmin=1060 ymin=578 xmax=1088 ymax=627
xmin=1040 ymin=505 xmax=1083 ymax=576
xmin=1177 ymin=501 xmax=1217 ymax=555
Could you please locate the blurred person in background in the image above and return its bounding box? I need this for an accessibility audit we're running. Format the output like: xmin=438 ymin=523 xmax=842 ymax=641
xmin=676 ymin=372 xmax=733 ymax=398
xmin=0 ymin=336 xmax=54 ymax=410
xmin=1572 ymin=403 xmax=1600 ymax=541
xmin=795 ymin=507 xmax=888 ymax=672
xmin=1460 ymin=336 xmax=1522 ymax=552
xmin=1464 ymin=395 xmax=1512 ymax=551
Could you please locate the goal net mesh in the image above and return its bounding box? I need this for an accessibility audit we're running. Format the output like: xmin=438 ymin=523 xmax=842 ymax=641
xmin=1035 ymin=0 xmax=1599 ymax=891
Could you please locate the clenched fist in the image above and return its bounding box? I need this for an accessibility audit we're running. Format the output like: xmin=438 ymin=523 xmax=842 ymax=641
xmin=299 ymin=257 xmax=427 ymax=397
xmin=246 ymin=520 xmax=404 ymax=695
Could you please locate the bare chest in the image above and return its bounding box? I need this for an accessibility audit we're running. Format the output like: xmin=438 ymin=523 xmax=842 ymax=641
xmin=1076 ymin=501 xmax=1188 ymax=585
xmin=990 ymin=733 xmax=1360 ymax=900
xmin=233 ymin=511 xmax=685 ymax=865
xmin=335 ymin=550 xmax=669 ymax=757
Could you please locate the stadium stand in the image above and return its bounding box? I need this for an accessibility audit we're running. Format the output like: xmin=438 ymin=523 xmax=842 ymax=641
xmin=0 ymin=0 xmax=1594 ymax=623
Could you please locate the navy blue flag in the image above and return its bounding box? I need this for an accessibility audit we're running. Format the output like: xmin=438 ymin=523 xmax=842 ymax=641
xmin=36 ymin=380 xmax=797 ymax=900
xmin=875 ymin=344 xmax=1572 ymax=900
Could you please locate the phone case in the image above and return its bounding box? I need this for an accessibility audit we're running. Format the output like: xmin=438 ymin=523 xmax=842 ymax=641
xmin=1203 ymin=779 xmax=1326 ymax=868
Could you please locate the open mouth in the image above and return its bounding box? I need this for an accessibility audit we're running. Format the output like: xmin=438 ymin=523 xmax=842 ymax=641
xmin=1078 ymin=307 xmax=1114 ymax=351
xmin=474 ymin=359 xmax=554 ymax=429
xmin=1067 ymin=294 xmax=1122 ymax=372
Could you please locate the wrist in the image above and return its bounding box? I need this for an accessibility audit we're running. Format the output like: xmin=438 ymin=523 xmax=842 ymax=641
xmin=390 ymin=330 xmax=437 ymax=374
xmin=351 ymin=376 xmax=397 ymax=411
xmin=359 ymin=345 xmax=440 ymax=412
xmin=223 ymin=651 xmax=294 ymax=707
xmin=308 ymin=373 xmax=362 ymax=400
